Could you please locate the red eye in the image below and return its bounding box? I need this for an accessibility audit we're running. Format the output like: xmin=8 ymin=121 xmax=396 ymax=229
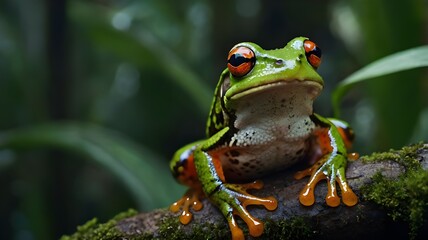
xmin=227 ymin=46 xmax=256 ymax=77
xmin=304 ymin=40 xmax=322 ymax=69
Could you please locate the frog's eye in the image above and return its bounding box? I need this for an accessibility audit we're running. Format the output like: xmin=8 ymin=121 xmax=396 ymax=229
xmin=304 ymin=40 xmax=322 ymax=69
xmin=227 ymin=46 xmax=256 ymax=77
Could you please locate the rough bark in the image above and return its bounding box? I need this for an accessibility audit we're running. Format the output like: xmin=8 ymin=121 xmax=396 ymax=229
xmin=65 ymin=144 xmax=428 ymax=240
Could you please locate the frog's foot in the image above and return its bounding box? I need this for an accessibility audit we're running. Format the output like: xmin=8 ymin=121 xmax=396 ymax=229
xmin=213 ymin=180 xmax=278 ymax=240
xmin=294 ymin=156 xmax=358 ymax=207
xmin=170 ymin=189 xmax=204 ymax=224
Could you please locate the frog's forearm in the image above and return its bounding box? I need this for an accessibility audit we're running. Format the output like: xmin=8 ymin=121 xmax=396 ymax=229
xmin=194 ymin=127 xmax=230 ymax=195
xmin=312 ymin=113 xmax=348 ymax=154
xmin=194 ymin=150 xmax=224 ymax=195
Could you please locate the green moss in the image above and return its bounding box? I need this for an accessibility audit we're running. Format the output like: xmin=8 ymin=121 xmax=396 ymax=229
xmin=262 ymin=217 xmax=315 ymax=240
xmin=60 ymin=209 xmax=138 ymax=240
xmin=156 ymin=217 xmax=186 ymax=240
xmin=61 ymin=208 xmax=231 ymax=240
xmin=155 ymin=216 xmax=315 ymax=239
xmin=156 ymin=217 xmax=230 ymax=240
xmin=361 ymin=143 xmax=428 ymax=239
xmin=189 ymin=222 xmax=231 ymax=240
xmin=361 ymin=142 xmax=425 ymax=170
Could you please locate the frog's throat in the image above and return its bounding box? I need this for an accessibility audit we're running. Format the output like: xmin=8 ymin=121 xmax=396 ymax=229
xmin=228 ymin=79 xmax=323 ymax=101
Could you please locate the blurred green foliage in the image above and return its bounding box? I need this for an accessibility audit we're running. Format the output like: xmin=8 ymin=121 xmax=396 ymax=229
xmin=0 ymin=0 xmax=426 ymax=239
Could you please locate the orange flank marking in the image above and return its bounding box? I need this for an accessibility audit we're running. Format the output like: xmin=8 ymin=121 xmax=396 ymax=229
xmin=211 ymin=153 xmax=226 ymax=182
xmin=176 ymin=154 xmax=199 ymax=189
xmin=337 ymin=128 xmax=353 ymax=150
xmin=313 ymin=128 xmax=333 ymax=154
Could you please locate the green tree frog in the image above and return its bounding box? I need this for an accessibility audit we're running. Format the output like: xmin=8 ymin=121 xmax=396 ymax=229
xmin=170 ymin=37 xmax=358 ymax=240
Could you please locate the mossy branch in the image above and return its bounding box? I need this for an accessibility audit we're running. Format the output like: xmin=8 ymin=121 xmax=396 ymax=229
xmin=62 ymin=143 xmax=428 ymax=240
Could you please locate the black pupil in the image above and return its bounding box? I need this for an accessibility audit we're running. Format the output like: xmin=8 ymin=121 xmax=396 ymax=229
xmin=228 ymin=54 xmax=253 ymax=67
xmin=310 ymin=46 xmax=322 ymax=58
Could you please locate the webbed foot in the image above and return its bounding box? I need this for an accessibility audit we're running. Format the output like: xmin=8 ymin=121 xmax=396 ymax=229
xmin=170 ymin=189 xmax=204 ymax=224
xmin=211 ymin=180 xmax=277 ymax=240
xmin=294 ymin=154 xmax=358 ymax=207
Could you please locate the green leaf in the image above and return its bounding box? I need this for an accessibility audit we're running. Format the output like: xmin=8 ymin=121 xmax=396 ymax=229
xmin=0 ymin=123 xmax=184 ymax=210
xmin=332 ymin=45 xmax=428 ymax=117
xmin=68 ymin=1 xmax=212 ymax=112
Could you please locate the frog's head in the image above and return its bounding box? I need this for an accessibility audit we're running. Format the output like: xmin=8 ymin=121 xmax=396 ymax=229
xmin=220 ymin=37 xmax=324 ymax=112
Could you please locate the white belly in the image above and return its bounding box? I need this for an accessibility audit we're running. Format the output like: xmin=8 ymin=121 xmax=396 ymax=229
xmin=218 ymin=81 xmax=317 ymax=181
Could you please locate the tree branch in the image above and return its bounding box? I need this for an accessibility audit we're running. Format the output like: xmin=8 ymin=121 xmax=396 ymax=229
xmin=62 ymin=143 xmax=428 ymax=240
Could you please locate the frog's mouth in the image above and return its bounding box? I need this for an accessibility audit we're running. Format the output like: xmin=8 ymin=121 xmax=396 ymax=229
xmin=229 ymin=79 xmax=323 ymax=101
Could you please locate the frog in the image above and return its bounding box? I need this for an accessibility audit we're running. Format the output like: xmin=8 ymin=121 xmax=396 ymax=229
xmin=169 ymin=37 xmax=358 ymax=240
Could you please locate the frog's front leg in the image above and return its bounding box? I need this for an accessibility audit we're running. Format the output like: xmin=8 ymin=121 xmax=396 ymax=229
xmin=295 ymin=114 xmax=358 ymax=207
xmin=195 ymin=128 xmax=278 ymax=240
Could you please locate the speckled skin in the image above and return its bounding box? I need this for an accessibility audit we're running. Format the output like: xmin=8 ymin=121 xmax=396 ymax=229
xmin=218 ymin=81 xmax=319 ymax=181
xmin=169 ymin=37 xmax=358 ymax=240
